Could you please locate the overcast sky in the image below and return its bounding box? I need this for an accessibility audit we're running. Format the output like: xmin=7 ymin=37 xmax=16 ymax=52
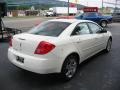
xmin=59 ymin=0 xmax=119 ymax=8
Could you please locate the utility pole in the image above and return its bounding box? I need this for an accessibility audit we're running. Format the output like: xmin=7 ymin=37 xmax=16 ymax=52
xmin=68 ymin=0 xmax=69 ymax=16
xmin=75 ymin=0 xmax=78 ymax=10
xmin=115 ymin=0 xmax=117 ymax=8
xmin=102 ymin=0 xmax=104 ymax=14
xmin=0 ymin=12 xmax=3 ymax=40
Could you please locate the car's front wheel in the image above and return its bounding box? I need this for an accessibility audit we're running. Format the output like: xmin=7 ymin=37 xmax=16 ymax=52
xmin=105 ymin=38 xmax=112 ymax=52
xmin=61 ymin=54 xmax=78 ymax=81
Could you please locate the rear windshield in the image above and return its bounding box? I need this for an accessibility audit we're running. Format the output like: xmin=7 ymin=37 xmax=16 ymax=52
xmin=28 ymin=21 xmax=71 ymax=37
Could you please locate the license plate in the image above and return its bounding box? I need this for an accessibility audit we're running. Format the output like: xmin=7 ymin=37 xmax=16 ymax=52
xmin=16 ymin=56 xmax=24 ymax=63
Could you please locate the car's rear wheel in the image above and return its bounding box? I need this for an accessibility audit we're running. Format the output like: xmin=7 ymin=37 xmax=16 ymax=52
xmin=100 ymin=21 xmax=107 ymax=27
xmin=61 ymin=54 xmax=78 ymax=81
xmin=105 ymin=38 xmax=112 ymax=52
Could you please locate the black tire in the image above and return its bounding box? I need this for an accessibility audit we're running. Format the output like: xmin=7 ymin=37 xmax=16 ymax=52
xmin=61 ymin=54 xmax=78 ymax=81
xmin=105 ymin=38 xmax=112 ymax=52
xmin=100 ymin=20 xmax=108 ymax=28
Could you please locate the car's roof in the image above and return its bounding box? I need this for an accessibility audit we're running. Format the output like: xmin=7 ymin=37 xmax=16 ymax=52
xmin=49 ymin=19 xmax=93 ymax=23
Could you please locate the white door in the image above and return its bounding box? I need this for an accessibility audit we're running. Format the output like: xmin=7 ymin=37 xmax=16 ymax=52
xmin=71 ymin=23 xmax=98 ymax=62
xmin=87 ymin=22 xmax=107 ymax=52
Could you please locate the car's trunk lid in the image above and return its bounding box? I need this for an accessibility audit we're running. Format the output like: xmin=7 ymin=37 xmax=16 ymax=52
xmin=12 ymin=33 xmax=56 ymax=56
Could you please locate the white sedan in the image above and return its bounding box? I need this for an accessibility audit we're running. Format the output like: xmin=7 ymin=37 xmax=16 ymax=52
xmin=8 ymin=19 xmax=112 ymax=80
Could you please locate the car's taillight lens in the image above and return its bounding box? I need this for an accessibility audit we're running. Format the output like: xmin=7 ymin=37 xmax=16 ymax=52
xmin=34 ymin=41 xmax=55 ymax=55
xmin=9 ymin=36 xmax=13 ymax=47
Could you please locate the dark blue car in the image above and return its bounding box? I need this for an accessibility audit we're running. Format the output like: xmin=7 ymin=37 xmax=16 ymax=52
xmin=75 ymin=12 xmax=112 ymax=27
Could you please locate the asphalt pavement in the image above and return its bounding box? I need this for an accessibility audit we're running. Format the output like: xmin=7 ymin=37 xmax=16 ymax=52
xmin=0 ymin=21 xmax=120 ymax=90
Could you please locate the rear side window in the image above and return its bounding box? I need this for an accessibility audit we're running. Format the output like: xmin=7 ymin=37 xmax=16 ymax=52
xmin=28 ymin=21 xmax=71 ymax=37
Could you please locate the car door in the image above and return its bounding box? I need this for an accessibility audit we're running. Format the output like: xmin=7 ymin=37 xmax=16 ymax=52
xmin=71 ymin=22 xmax=98 ymax=62
xmin=87 ymin=22 xmax=107 ymax=52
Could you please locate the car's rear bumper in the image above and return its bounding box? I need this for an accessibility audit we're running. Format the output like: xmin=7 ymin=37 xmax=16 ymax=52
xmin=8 ymin=48 xmax=62 ymax=74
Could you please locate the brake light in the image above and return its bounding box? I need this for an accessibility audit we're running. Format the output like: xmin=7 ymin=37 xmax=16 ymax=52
xmin=34 ymin=41 xmax=55 ymax=55
xmin=9 ymin=36 xmax=13 ymax=47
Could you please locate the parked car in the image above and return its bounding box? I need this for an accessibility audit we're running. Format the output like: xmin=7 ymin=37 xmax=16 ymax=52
xmin=112 ymin=8 xmax=120 ymax=22
xmin=8 ymin=19 xmax=112 ymax=80
xmin=112 ymin=13 xmax=120 ymax=22
xmin=75 ymin=12 xmax=112 ymax=27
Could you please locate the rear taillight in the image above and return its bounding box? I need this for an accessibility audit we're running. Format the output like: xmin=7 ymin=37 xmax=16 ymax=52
xmin=9 ymin=36 xmax=13 ymax=47
xmin=34 ymin=41 xmax=55 ymax=55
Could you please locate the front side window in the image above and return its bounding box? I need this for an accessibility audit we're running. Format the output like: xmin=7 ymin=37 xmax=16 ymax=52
xmin=72 ymin=23 xmax=90 ymax=36
xmin=88 ymin=23 xmax=101 ymax=34
xmin=28 ymin=21 xmax=71 ymax=37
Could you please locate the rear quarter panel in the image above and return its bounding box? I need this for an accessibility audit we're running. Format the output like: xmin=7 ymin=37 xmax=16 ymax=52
xmin=50 ymin=37 xmax=80 ymax=71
